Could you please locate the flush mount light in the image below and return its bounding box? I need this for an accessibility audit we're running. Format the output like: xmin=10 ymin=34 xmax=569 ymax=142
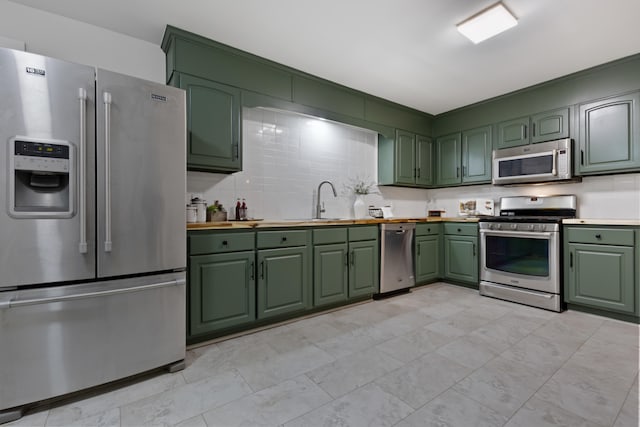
xmin=457 ymin=2 xmax=517 ymax=44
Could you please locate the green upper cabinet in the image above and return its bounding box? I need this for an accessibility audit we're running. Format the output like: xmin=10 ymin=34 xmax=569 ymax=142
xmin=462 ymin=125 xmax=492 ymax=183
xmin=497 ymin=107 xmax=569 ymax=149
xmin=436 ymin=125 xmax=491 ymax=186
xmin=435 ymin=132 xmax=461 ymax=186
xmin=395 ymin=130 xmax=417 ymax=185
xmin=379 ymin=130 xmax=433 ymax=187
xmin=578 ymin=91 xmax=640 ymax=175
xmin=175 ymin=73 xmax=241 ymax=173
xmin=416 ymin=134 xmax=434 ymax=186
xmin=292 ymin=76 xmax=365 ymax=119
xmin=497 ymin=116 xmax=529 ymax=149
xmin=531 ymin=108 xmax=569 ymax=143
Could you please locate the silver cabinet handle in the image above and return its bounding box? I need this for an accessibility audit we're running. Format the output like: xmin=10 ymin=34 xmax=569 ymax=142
xmin=551 ymin=149 xmax=557 ymax=176
xmin=103 ymin=92 xmax=113 ymax=252
xmin=3 ymin=279 xmax=185 ymax=309
xmin=78 ymin=88 xmax=88 ymax=254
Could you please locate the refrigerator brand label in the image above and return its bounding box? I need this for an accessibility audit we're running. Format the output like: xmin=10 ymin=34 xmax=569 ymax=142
xmin=26 ymin=67 xmax=45 ymax=76
xmin=151 ymin=94 xmax=167 ymax=102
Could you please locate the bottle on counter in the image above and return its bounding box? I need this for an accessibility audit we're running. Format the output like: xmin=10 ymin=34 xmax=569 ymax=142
xmin=241 ymin=198 xmax=247 ymax=220
xmin=235 ymin=198 xmax=241 ymax=221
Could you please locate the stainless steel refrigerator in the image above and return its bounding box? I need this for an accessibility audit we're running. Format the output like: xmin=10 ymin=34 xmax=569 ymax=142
xmin=0 ymin=47 xmax=186 ymax=422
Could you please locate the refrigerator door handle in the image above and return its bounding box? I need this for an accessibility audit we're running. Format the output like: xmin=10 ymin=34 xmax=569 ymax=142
xmin=2 ymin=278 xmax=185 ymax=309
xmin=78 ymin=88 xmax=88 ymax=254
xmin=103 ymin=91 xmax=113 ymax=252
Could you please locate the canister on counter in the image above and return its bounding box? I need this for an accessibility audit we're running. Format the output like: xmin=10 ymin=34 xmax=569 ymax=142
xmin=186 ymin=204 xmax=197 ymax=223
xmin=191 ymin=197 xmax=207 ymax=223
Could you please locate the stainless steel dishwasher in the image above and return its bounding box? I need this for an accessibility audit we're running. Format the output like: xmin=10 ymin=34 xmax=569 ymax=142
xmin=379 ymin=223 xmax=415 ymax=294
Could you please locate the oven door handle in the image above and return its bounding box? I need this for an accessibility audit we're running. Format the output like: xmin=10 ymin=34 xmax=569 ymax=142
xmin=480 ymin=230 xmax=554 ymax=239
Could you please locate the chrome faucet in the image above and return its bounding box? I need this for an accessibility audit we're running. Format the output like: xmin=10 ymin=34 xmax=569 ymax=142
xmin=316 ymin=180 xmax=337 ymax=219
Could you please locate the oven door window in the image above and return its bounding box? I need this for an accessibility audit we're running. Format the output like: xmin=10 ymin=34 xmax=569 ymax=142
xmin=485 ymin=235 xmax=549 ymax=277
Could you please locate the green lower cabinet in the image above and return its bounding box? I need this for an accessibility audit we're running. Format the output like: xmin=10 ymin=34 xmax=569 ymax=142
xmin=566 ymin=243 xmax=635 ymax=314
xmin=348 ymin=240 xmax=379 ymax=297
xmin=415 ymin=235 xmax=440 ymax=284
xmin=443 ymin=235 xmax=478 ymax=285
xmin=257 ymin=246 xmax=311 ymax=319
xmin=189 ymin=251 xmax=255 ymax=336
xmin=314 ymin=243 xmax=348 ymax=306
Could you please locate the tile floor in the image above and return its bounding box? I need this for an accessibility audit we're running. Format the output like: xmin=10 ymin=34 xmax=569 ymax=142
xmin=8 ymin=283 xmax=640 ymax=427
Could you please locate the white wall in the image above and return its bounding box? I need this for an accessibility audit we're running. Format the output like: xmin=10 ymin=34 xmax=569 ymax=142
xmin=0 ymin=0 xmax=164 ymax=82
xmin=188 ymin=107 xmax=429 ymax=220
xmin=190 ymin=107 xmax=640 ymax=221
xmin=424 ymin=174 xmax=640 ymax=220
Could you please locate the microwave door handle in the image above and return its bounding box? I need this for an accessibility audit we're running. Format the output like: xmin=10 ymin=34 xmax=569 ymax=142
xmin=78 ymin=88 xmax=88 ymax=254
xmin=103 ymin=92 xmax=112 ymax=252
xmin=552 ymin=149 xmax=557 ymax=176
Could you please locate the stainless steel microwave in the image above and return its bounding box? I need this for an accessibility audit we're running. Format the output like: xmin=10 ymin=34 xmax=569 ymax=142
xmin=492 ymin=138 xmax=576 ymax=185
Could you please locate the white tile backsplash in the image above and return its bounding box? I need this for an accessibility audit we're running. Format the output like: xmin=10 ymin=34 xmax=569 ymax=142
xmin=188 ymin=108 xmax=640 ymax=221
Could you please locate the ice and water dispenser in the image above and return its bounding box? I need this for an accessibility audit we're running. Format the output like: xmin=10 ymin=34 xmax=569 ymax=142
xmin=8 ymin=137 xmax=74 ymax=218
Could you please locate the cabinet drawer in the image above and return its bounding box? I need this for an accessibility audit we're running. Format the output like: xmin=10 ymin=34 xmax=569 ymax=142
xmin=313 ymin=227 xmax=347 ymax=245
xmin=443 ymin=223 xmax=477 ymax=236
xmin=349 ymin=225 xmax=379 ymax=241
xmin=416 ymin=223 xmax=440 ymax=236
xmin=257 ymin=230 xmax=309 ymax=248
xmin=567 ymin=227 xmax=634 ymax=246
xmin=189 ymin=231 xmax=255 ymax=255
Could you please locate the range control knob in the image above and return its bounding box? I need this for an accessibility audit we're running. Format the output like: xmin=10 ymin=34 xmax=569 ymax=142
xmin=510 ymin=223 xmax=517 ymax=230
xmin=527 ymin=224 xmax=535 ymax=230
xmin=496 ymin=223 xmax=502 ymax=230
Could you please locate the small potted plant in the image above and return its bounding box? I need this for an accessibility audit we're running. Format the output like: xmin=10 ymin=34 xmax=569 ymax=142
xmin=206 ymin=200 xmax=227 ymax=222
xmin=344 ymin=177 xmax=379 ymax=218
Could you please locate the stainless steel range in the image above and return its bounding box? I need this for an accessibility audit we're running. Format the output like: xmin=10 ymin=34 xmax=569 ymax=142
xmin=479 ymin=195 xmax=577 ymax=312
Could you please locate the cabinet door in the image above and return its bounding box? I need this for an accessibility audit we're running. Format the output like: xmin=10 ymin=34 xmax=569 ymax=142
xmin=349 ymin=240 xmax=379 ymax=297
xmin=497 ymin=116 xmax=529 ymax=149
xmin=415 ymin=134 xmax=434 ymax=186
xmin=395 ymin=129 xmax=416 ymax=185
xmin=531 ymin=107 xmax=569 ymax=144
xmin=578 ymin=92 xmax=640 ymax=174
xmin=189 ymin=251 xmax=255 ymax=336
xmin=436 ymin=133 xmax=462 ymax=186
xmin=257 ymin=246 xmax=310 ymax=319
xmin=415 ymin=235 xmax=440 ymax=284
xmin=178 ymin=74 xmax=241 ymax=172
xmin=462 ymin=125 xmax=492 ymax=183
xmin=314 ymin=243 xmax=348 ymax=307
xmin=444 ymin=235 xmax=478 ymax=285
xmin=566 ymin=243 xmax=635 ymax=314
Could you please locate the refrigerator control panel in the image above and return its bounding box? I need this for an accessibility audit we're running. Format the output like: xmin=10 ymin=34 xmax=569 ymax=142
xmin=13 ymin=140 xmax=70 ymax=173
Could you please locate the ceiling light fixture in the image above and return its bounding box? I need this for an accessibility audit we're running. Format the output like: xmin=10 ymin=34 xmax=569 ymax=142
xmin=457 ymin=2 xmax=517 ymax=44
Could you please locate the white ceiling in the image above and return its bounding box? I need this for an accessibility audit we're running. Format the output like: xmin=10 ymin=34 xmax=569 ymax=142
xmin=9 ymin=0 xmax=640 ymax=115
